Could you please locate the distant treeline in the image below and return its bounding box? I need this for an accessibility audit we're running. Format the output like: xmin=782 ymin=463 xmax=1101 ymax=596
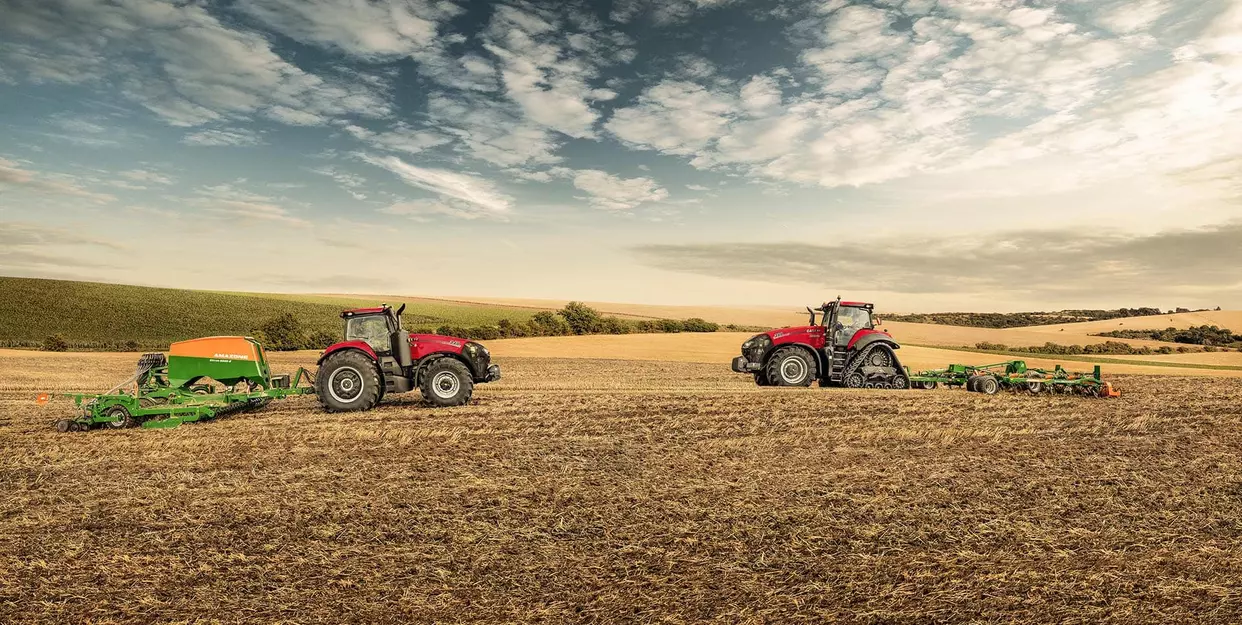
xmin=887 ymin=306 xmax=1222 ymax=329
xmin=973 ymin=341 xmax=1232 ymax=356
xmin=432 ymin=302 xmax=726 ymax=341
xmin=1094 ymin=325 xmax=1240 ymax=346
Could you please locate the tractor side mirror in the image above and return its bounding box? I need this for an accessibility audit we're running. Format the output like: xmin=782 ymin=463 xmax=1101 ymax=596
xmin=874 ymin=317 xmax=882 ymax=326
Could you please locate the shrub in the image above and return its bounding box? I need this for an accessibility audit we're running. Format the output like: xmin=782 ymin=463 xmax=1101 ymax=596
xmin=42 ymin=334 xmax=69 ymax=352
xmin=598 ymin=316 xmax=631 ymax=334
xmin=497 ymin=318 xmax=527 ymax=338
xmin=657 ymin=319 xmax=684 ymax=333
xmin=682 ymin=318 xmax=719 ymax=333
xmin=558 ymin=302 xmax=601 ymax=335
xmin=529 ymin=311 xmax=571 ymax=336
xmin=124 ymin=340 xmax=139 ymax=351
xmin=1157 ymin=346 xmax=1173 ymax=354
xmin=257 ymin=313 xmax=306 ymax=351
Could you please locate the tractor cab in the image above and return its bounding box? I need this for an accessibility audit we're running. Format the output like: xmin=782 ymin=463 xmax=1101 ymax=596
xmin=340 ymin=304 xmax=415 ymax=371
xmin=818 ymin=300 xmax=876 ymax=347
xmin=342 ymin=305 xmax=404 ymax=354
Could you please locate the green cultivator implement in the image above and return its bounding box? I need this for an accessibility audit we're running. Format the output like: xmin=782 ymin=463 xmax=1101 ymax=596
xmin=40 ymin=336 xmax=316 ymax=431
xmin=908 ymin=360 xmax=1121 ymax=397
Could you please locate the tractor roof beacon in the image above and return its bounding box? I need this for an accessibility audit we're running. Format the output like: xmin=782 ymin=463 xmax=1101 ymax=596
xmin=315 ymin=303 xmax=501 ymax=412
xmin=731 ymin=296 xmax=908 ymax=389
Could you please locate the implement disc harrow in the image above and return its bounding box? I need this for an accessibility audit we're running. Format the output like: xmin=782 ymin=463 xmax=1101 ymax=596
xmin=907 ymin=360 xmax=1120 ymax=398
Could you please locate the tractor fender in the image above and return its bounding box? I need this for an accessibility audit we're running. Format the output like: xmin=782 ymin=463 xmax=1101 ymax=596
xmin=764 ymin=342 xmax=826 ymax=377
xmin=414 ymin=352 xmax=478 ymax=383
xmin=849 ymin=331 xmax=900 ymax=353
xmin=318 ymin=341 xmax=377 ymax=365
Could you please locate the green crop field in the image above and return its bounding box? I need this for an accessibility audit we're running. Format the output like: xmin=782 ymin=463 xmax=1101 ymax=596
xmin=0 ymin=277 xmax=538 ymax=350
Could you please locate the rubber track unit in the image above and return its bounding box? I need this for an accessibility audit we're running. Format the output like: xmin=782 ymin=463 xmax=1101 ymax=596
xmin=843 ymin=343 xmax=906 ymax=388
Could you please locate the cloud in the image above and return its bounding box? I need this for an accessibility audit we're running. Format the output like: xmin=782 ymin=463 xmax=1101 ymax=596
xmin=0 ymin=158 xmax=115 ymax=203
xmin=610 ymin=0 xmax=737 ymax=25
xmin=360 ymin=154 xmax=512 ymax=218
xmin=343 ymin=123 xmax=451 ymax=155
xmin=572 ymin=170 xmax=669 ymax=210
xmin=120 ymin=169 xmax=174 ymax=185
xmin=380 ymin=199 xmax=494 ymax=221
xmin=182 ymin=128 xmax=264 ymax=147
xmin=0 ymin=221 xmax=125 ymax=250
xmin=311 ymin=166 xmax=369 ymax=200
xmin=191 ymin=183 xmax=306 ymax=224
xmin=604 ymin=0 xmax=1242 ymax=199
xmin=0 ymin=0 xmax=391 ymax=129
xmin=236 ymin=0 xmax=459 ymax=58
xmin=634 ymin=222 xmax=1242 ymax=303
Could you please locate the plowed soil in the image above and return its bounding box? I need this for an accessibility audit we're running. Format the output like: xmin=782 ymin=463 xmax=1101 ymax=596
xmin=2 ymin=351 xmax=1241 ymax=623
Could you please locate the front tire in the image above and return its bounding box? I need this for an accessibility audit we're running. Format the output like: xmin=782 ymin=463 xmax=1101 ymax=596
xmin=765 ymin=347 xmax=817 ymax=387
xmin=420 ymin=358 xmax=474 ymax=407
xmin=316 ymin=351 xmax=382 ymax=413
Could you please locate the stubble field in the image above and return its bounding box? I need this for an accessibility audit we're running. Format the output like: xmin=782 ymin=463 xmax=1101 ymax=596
xmin=2 ymin=350 xmax=1242 ymax=623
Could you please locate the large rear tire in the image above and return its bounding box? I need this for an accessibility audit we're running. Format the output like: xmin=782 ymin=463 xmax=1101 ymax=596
xmin=765 ymin=346 xmax=817 ymax=387
xmin=420 ymin=358 xmax=474 ymax=407
xmin=316 ymin=350 xmax=382 ymax=413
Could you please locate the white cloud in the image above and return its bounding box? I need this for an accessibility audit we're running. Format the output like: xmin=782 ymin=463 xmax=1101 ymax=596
xmin=343 ymin=123 xmax=451 ymax=155
xmin=572 ymin=170 xmax=669 ymax=211
xmin=311 ymin=166 xmax=369 ymax=200
xmin=1 ymin=0 xmax=391 ymax=129
xmin=360 ymin=154 xmax=512 ymax=219
xmin=0 ymin=157 xmax=115 ymax=203
xmin=686 ymin=184 xmax=710 ymax=191
xmin=121 ymin=170 xmax=174 ymax=185
xmin=237 ymin=0 xmax=459 ymax=58
xmin=380 ymin=199 xmax=493 ymax=221
xmin=182 ymin=128 xmax=264 ymax=147
xmin=604 ymin=0 xmax=1242 ymax=202
xmin=605 ymin=81 xmax=738 ymax=156
xmin=191 ymin=183 xmax=306 ymax=224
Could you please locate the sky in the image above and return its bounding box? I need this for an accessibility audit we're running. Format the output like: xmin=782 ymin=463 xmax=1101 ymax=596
xmin=0 ymin=0 xmax=1240 ymax=312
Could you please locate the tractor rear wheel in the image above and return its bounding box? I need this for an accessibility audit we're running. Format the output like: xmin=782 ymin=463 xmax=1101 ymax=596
xmin=316 ymin=350 xmax=382 ymax=413
xmin=765 ymin=347 xmax=817 ymax=387
xmin=420 ymin=358 xmax=474 ymax=407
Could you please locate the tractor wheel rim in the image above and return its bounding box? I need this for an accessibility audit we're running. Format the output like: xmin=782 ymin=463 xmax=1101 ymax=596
xmin=328 ymin=366 xmax=364 ymax=403
xmin=780 ymin=357 xmax=806 ymax=383
xmin=432 ymin=371 xmax=460 ymax=398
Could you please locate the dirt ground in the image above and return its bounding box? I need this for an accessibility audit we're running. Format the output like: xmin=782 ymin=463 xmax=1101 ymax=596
xmin=2 ymin=352 xmax=1242 ymax=623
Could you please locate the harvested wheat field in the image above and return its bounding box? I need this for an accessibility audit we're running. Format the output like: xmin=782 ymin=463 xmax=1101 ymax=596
xmin=3 ymin=350 xmax=1242 ymax=623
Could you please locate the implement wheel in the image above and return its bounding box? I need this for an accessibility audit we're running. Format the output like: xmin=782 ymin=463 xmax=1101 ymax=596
xmin=316 ymin=350 xmax=382 ymax=413
xmin=977 ymin=376 xmax=1000 ymax=395
xmin=765 ymin=347 xmax=817 ymax=387
xmin=104 ymin=405 xmax=135 ymax=429
xmin=420 ymin=358 xmax=474 ymax=407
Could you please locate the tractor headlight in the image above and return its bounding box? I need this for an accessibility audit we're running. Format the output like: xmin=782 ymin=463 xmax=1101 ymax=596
xmin=742 ymin=334 xmax=770 ymax=360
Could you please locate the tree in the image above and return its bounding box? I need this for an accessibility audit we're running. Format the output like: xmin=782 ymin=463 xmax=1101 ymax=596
xmin=558 ymin=302 xmax=601 ymax=335
xmin=258 ymin=313 xmax=306 ymax=351
xmin=42 ymin=334 xmax=69 ymax=352
xmin=598 ymin=316 xmax=631 ymax=334
xmin=529 ymin=311 xmax=571 ymax=336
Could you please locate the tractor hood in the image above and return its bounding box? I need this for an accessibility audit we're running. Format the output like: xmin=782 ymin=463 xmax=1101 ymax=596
xmin=409 ymin=333 xmax=468 ymax=350
xmin=767 ymin=325 xmax=825 ymax=343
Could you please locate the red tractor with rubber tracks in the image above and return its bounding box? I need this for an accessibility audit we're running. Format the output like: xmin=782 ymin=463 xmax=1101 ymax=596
xmin=316 ymin=304 xmax=501 ymax=411
xmin=731 ymin=297 xmax=908 ymax=389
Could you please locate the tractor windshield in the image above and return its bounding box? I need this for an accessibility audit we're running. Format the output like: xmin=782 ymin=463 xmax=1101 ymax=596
xmin=834 ymin=306 xmax=873 ymax=344
xmin=345 ymin=315 xmax=392 ymax=353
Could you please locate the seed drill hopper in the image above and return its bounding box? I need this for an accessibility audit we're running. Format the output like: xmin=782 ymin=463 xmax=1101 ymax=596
xmin=908 ymin=360 xmax=1121 ymax=397
xmin=41 ymin=336 xmax=315 ymax=431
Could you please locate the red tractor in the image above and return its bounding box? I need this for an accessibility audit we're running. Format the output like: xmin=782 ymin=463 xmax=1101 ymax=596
xmin=315 ymin=304 xmax=501 ymax=412
xmin=731 ymin=297 xmax=908 ymax=389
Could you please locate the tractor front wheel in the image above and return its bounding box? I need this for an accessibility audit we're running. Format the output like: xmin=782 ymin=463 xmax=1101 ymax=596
xmin=420 ymin=358 xmax=474 ymax=407
xmin=765 ymin=347 xmax=817 ymax=387
xmin=316 ymin=351 xmax=383 ymax=413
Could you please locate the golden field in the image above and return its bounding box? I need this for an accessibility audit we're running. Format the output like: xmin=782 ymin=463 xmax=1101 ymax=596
xmin=3 ymin=347 xmax=1242 ymax=623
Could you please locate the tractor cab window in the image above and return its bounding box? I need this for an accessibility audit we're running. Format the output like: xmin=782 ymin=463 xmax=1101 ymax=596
xmin=346 ymin=315 xmax=392 ymax=352
xmin=834 ymin=307 xmax=873 ymax=345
